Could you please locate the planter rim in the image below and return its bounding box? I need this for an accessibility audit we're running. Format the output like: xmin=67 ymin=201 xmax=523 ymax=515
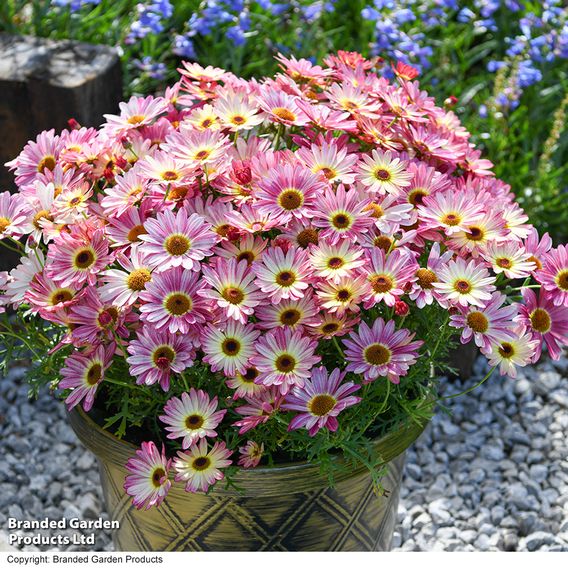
xmin=69 ymin=406 xmax=428 ymax=497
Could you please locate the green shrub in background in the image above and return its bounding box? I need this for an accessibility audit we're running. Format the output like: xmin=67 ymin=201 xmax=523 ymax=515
xmin=1 ymin=0 xmax=566 ymax=242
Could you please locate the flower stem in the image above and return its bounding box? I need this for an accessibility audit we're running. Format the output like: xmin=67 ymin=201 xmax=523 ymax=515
xmin=439 ymin=366 xmax=497 ymax=401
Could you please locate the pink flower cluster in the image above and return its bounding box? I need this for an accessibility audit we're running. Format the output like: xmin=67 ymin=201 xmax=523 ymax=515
xmin=1 ymin=52 xmax=567 ymax=509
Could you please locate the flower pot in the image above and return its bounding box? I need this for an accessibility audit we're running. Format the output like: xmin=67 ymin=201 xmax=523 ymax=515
xmin=68 ymin=408 xmax=427 ymax=552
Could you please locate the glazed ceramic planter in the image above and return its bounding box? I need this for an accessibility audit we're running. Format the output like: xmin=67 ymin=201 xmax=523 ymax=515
xmin=69 ymin=408 xmax=427 ymax=552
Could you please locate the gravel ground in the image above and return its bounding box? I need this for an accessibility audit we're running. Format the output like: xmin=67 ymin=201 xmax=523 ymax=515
xmin=0 ymin=354 xmax=567 ymax=552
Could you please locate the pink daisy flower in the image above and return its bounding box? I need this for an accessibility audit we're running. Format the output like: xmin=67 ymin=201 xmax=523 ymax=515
xmin=59 ymin=345 xmax=114 ymax=411
xmin=226 ymin=367 xmax=266 ymax=400
xmin=250 ymin=328 xmax=321 ymax=395
xmin=252 ymin=246 xmax=312 ymax=303
xmin=311 ymin=185 xmax=374 ymax=244
xmin=517 ymin=288 xmax=568 ymax=361
xmin=536 ymin=245 xmax=568 ymax=307
xmin=25 ymin=271 xmax=81 ymax=318
xmin=296 ymin=140 xmax=357 ymax=184
xmin=343 ymin=318 xmax=423 ymax=384
xmin=4 ymin=249 xmax=46 ymax=305
xmin=5 ymin=129 xmax=61 ymax=186
xmin=101 ymin=167 xmax=149 ymax=218
xmin=124 ymin=442 xmax=172 ymax=510
xmin=139 ymin=209 xmax=217 ymax=272
xmin=408 ymin=243 xmax=454 ymax=309
xmin=215 ymin=234 xmax=267 ymax=265
xmin=361 ymin=248 xmax=418 ymax=308
xmin=238 ymin=441 xmax=264 ymax=468
xmin=105 ymin=204 xmax=152 ymax=249
xmin=160 ymin=389 xmax=226 ymax=449
xmin=449 ymin=292 xmax=518 ymax=354
xmin=0 ymin=191 xmax=30 ymax=239
xmin=309 ymin=240 xmax=366 ymax=283
xmin=199 ymin=258 xmax=262 ymax=323
xmin=139 ymin=267 xmax=209 ymax=334
xmin=201 ymin=320 xmax=260 ymax=377
xmin=418 ymin=191 xmax=483 ymax=235
xmin=523 ymin=227 xmax=553 ymax=272
xmin=103 ymin=95 xmax=168 ymax=135
xmin=46 ymin=228 xmax=112 ymax=288
xmin=127 ymin=327 xmax=195 ymax=391
xmin=255 ymin=164 xmax=325 ymax=223
xmin=282 ymin=367 xmax=361 ymax=437
xmin=481 ymin=241 xmax=536 ymax=279
xmin=316 ymin=275 xmax=370 ymax=314
xmin=357 ymin=150 xmax=412 ymax=195
xmin=69 ymin=288 xmax=130 ymax=346
xmin=433 ymin=258 xmax=496 ymax=308
xmin=174 ymin=440 xmax=232 ymax=493
xmin=233 ymin=387 xmax=284 ymax=434
xmin=255 ymin=292 xmax=320 ymax=331
xmin=486 ymin=329 xmax=539 ymax=378
xmin=256 ymin=89 xmax=308 ymax=126
xmin=99 ymin=246 xmax=153 ymax=307
xmin=448 ymin=211 xmax=508 ymax=258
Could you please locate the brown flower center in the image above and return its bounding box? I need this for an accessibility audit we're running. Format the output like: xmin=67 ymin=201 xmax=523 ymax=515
xmin=192 ymin=457 xmax=210 ymax=471
xmin=153 ymin=346 xmax=175 ymax=369
xmin=374 ymin=168 xmax=391 ymax=181
xmin=317 ymin=167 xmax=335 ymax=180
xmin=280 ymin=308 xmax=301 ymax=326
xmin=275 ymin=354 xmax=296 ymax=373
xmin=530 ymin=308 xmax=551 ymax=333
xmin=127 ymin=224 xmax=147 ymax=243
xmin=373 ymin=235 xmax=392 ymax=252
xmin=162 ymin=170 xmax=179 ymax=181
xmin=74 ymin=248 xmax=96 ymax=270
xmin=37 ymin=155 xmax=56 ymax=173
xmin=466 ymin=226 xmax=484 ymax=241
xmin=50 ymin=289 xmax=74 ymax=305
xmin=276 ymin=270 xmax=296 ymax=287
xmin=454 ymin=279 xmax=472 ymax=294
xmin=195 ymin=149 xmax=210 ymax=160
xmin=231 ymin=115 xmax=246 ymax=125
xmin=416 ymin=268 xmax=437 ymax=289
xmin=327 ymin=256 xmax=344 ymax=269
xmin=185 ymin=414 xmax=204 ymax=430
xmin=527 ymin=255 xmax=542 ymax=270
xmin=364 ymin=344 xmax=391 ymax=366
xmin=241 ymin=367 xmax=259 ymax=383
xmin=336 ymin=289 xmax=351 ymax=301
xmin=441 ymin=212 xmax=461 ymax=226
xmin=321 ymin=322 xmax=340 ymax=335
xmin=366 ymin=203 xmax=384 ymax=218
xmin=127 ymin=268 xmax=152 ymax=291
xmin=498 ymin=342 xmax=515 ymax=358
xmin=222 ymin=338 xmax=241 ymax=356
xmin=407 ymin=188 xmax=428 ymax=206
xmin=278 ymin=189 xmax=304 ymax=211
xmin=309 ymin=394 xmax=336 ymax=417
xmin=296 ymin=228 xmax=319 ymax=247
xmin=496 ymin=258 xmax=512 ymax=269
xmin=151 ymin=467 xmax=166 ymax=488
xmin=164 ymin=293 xmax=192 ymax=316
xmin=222 ymin=286 xmax=245 ymax=305
xmin=466 ymin=311 xmax=488 ymax=333
xmin=331 ymin=213 xmax=351 ymax=230
xmin=165 ymin=234 xmax=191 ymax=256
xmin=236 ymin=251 xmax=255 ymax=264
xmin=86 ymin=363 xmax=102 ymax=386
xmin=370 ymin=274 xmax=393 ymax=294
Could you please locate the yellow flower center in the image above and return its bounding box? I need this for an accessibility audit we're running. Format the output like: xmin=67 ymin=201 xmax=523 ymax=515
xmin=496 ymin=257 xmax=512 ymax=269
xmin=296 ymin=228 xmax=319 ymax=247
xmin=498 ymin=342 xmax=515 ymax=359
xmin=275 ymin=354 xmax=296 ymax=373
xmin=127 ymin=224 xmax=147 ymax=243
xmin=374 ymin=168 xmax=391 ymax=181
xmin=0 ymin=217 xmax=10 ymax=234
xmin=370 ymin=274 xmax=393 ymax=294
xmin=74 ymin=248 xmax=96 ymax=270
xmin=466 ymin=311 xmax=489 ymax=333
xmin=530 ymin=308 xmax=551 ymax=333
xmin=454 ymin=279 xmax=472 ymax=294
xmin=37 ymin=155 xmax=56 ymax=173
xmin=127 ymin=268 xmax=152 ymax=291
xmin=49 ymin=289 xmax=74 ymax=305
xmin=441 ymin=212 xmax=461 ymax=226
xmin=222 ymin=286 xmax=245 ymax=305
xmin=364 ymin=344 xmax=392 ymax=366
xmin=331 ymin=213 xmax=352 ymax=230
xmin=165 ymin=234 xmax=191 ymax=256
xmin=272 ymin=108 xmax=296 ymax=122
xmin=33 ymin=209 xmax=53 ymax=229
xmin=278 ymin=189 xmax=304 ymax=211
xmin=275 ymin=270 xmax=296 ymax=287
xmin=556 ymin=270 xmax=568 ymax=291
xmin=309 ymin=394 xmax=337 ymax=417
xmin=151 ymin=467 xmax=166 ymax=488
xmin=327 ymin=256 xmax=345 ymax=269
xmin=153 ymin=346 xmax=175 ymax=369
xmin=85 ymin=363 xmax=102 ymax=386
xmin=162 ymin=170 xmax=179 ymax=181
xmin=164 ymin=293 xmax=192 ymax=316
xmin=416 ymin=268 xmax=437 ymax=289
xmin=185 ymin=415 xmax=204 ymax=430
xmin=192 ymin=457 xmax=211 ymax=471
xmin=466 ymin=226 xmax=484 ymax=242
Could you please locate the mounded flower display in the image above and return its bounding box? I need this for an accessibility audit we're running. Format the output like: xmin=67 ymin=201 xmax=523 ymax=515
xmin=1 ymin=52 xmax=567 ymax=512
